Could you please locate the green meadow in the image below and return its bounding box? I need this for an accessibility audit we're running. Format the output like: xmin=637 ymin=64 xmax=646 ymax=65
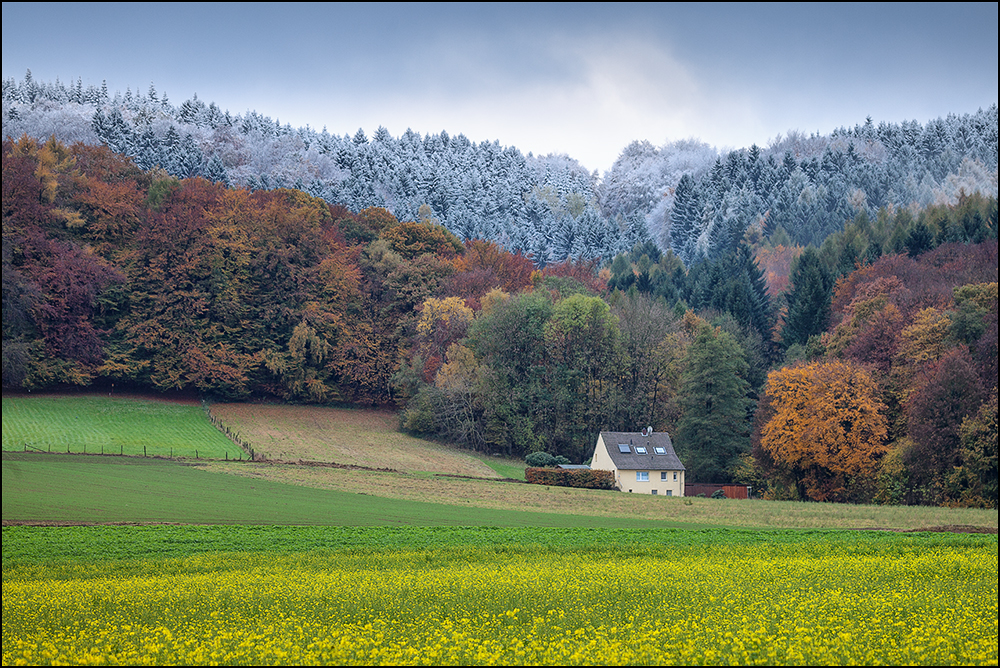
xmin=1 ymin=452 xmax=698 ymax=529
xmin=2 ymin=394 xmax=997 ymax=530
xmin=2 ymin=395 xmax=241 ymax=459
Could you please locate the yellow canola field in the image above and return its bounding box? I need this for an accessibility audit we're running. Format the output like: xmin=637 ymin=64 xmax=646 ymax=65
xmin=3 ymin=543 xmax=997 ymax=666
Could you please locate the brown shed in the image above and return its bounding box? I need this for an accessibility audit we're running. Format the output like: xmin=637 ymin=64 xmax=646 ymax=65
xmin=685 ymin=483 xmax=752 ymax=499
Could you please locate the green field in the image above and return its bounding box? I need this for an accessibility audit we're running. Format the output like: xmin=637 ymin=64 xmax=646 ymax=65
xmin=1 ymin=452 xmax=699 ymax=528
xmin=2 ymin=394 xmax=998 ymax=665
xmin=2 ymin=395 xmax=242 ymax=459
xmin=2 ymin=394 xmax=997 ymax=530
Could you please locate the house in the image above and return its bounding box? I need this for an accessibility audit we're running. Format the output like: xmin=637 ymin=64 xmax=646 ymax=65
xmin=589 ymin=430 xmax=685 ymax=496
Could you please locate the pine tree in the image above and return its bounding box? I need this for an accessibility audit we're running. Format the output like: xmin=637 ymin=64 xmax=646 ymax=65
xmin=203 ymin=155 xmax=229 ymax=186
xmin=675 ymin=323 xmax=753 ymax=482
xmin=671 ymin=173 xmax=702 ymax=264
xmin=781 ymin=247 xmax=833 ymax=348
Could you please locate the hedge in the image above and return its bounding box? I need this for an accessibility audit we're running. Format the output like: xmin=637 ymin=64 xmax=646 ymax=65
xmin=525 ymin=467 xmax=616 ymax=490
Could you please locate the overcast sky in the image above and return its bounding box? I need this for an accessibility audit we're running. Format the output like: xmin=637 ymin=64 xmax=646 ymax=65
xmin=3 ymin=2 xmax=997 ymax=174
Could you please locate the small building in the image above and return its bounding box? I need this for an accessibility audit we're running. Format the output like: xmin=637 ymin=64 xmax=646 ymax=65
xmin=685 ymin=483 xmax=752 ymax=499
xmin=589 ymin=430 xmax=685 ymax=496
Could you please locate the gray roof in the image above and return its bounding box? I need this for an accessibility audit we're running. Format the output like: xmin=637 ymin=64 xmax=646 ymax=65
xmin=557 ymin=464 xmax=591 ymax=469
xmin=600 ymin=431 xmax=685 ymax=471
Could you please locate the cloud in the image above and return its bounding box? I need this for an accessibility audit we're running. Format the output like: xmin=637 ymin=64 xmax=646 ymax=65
xmin=347 ymin=31 xmax=719 ymax=173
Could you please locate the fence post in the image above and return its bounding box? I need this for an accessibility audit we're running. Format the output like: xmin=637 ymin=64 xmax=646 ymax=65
xmin=144 ymin=445 xmax=146 ymax=457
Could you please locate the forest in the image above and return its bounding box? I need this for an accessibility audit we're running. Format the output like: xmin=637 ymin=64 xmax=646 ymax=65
xmin=2 ymin=73 xmax=997 ymax=507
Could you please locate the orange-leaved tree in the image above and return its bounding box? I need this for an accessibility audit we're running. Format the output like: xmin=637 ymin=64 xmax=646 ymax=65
xmin=760 ymin=359 xmax=888 ymax=501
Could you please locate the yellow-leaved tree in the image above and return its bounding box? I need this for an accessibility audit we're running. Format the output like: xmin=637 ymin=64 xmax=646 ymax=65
xmin=760 ymin=360 xmax=888 ymax=501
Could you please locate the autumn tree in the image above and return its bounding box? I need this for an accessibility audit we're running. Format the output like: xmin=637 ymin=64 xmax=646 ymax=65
xmin=904 ymin=348 xmax=988 ymax=504
xmin=2 ymin=136 xmax=124 ymax=388
xmin=358 ymin=206 xmax=398 ymax=235
xmin=949 ymin=387 xmax=998 ymax=508
xmin=760 ymin=360 xmax=889 ymax=502
xmin=609 ymin=292 xmax=687 ymax=432
xmin=402 ymin=342 xmax=487 ymax=449
xmin=413 ymin=296 xmax=474 ymax=381
xmin=380 ymin=220 xmax=463 ymax=260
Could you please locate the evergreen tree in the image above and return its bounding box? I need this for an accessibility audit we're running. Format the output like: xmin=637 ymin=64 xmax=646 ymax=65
xmin=203 ymin=154 xmax=229 ymax=186
xmin=670 ymin=173 xmax=702 ymax=263
xmin=781 ymin=247 xmax=833 ymax=348
xmin=675 ymin=323 xmax=753 ymax=482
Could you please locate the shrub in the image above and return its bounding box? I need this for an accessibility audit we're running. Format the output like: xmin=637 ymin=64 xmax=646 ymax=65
xmin=525 ymin=452 xmax=555 ymax=467
xmin=525 ymin=468 xmax=616 ymax=490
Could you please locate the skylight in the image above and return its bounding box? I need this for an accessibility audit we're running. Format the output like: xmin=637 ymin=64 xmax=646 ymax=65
xmin=635 ymin=446 xmax=647 ymax=454
xmin=654 ymin=447 xmax=666 ymax=455
xmin=618 ymin=444 xmax=631 ymax=453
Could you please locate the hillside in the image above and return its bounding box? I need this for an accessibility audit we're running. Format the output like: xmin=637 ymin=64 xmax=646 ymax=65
xmin=2 ymin=73 xmax=997 ymax=263
xmin=2 ymin=75 xmax=997 ymax=510
xmin=208 ymin=402 xmax=506 ymax=477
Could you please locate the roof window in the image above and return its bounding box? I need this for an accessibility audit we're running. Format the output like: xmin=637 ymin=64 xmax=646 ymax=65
xmin=635 ymin=446 xmax=647 ymax=454
xmin=618 ymin=444 xmax=631 ymax=453
xmin=654 ymin=447 xmax=667 ymax=455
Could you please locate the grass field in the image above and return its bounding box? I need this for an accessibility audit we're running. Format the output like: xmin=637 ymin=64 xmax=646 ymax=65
xmin=1 ymin=453 xmax=705 ymax=529
xmin=2 ymin=395 xmax=242 ymax=459
xmin=5 ymin=452 xmax=998 ymax=530
xmin=2 ymin=393 xmax=998 ymax=665
xmin=2 ymin=394 xmax=997 ymax=530
xmin=209 ymin=402 xmax=523 ymax=477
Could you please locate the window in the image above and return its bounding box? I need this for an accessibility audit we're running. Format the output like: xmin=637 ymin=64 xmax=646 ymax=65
xmin=660 ymin=472 xmax=668 ymax=481
xmin=618 ymin=444 xmax=631 ymax=453
xmin=636 ymin=471 xmax=649 ymax=482
xmin=654 ymin=447 xmax=666 ymax=455
xmin=635 ymin=446 xmax=647 ymax=454
xmin=674 ymin=472 xmax=678 ymax=481
xmin=665 ymin=490 xmax=673 ymax=497
xmin=651 ymin=489 xmax=658 ymax=495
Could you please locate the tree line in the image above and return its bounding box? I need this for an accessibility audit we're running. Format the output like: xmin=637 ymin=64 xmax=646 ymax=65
xmin=2 ymin=135 xmax=997 ymax=506
xmin=3 ymin=72 xmax=996 ymax=266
